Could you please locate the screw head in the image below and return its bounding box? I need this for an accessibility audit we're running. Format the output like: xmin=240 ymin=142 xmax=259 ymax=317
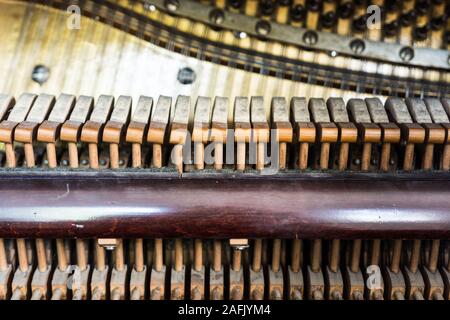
xmin=255 ymin=20 xmax=271 ymax=36
xmin=209 ymin=8 xmax=225 ymax=25
xmin=177 ymin=67 xmax=196 ymax=85
xmin=302 ymin=30 xmax=318 ymax=45
xmin=234 ymin=31 xmax=247 ymax=39
xmin=31 ymin=65 xmax=50 ymax=85
xmin=164 ymin=0 xmax=179 ymax=12
xmin=349 ymin=39 xmax=365 ymax=54
xmin=399 ymin=46 xmax=414 ymax=62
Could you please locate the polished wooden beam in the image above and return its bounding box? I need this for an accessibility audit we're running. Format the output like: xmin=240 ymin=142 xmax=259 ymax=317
xmin=0 ymin=170 xmax=449 ymax=239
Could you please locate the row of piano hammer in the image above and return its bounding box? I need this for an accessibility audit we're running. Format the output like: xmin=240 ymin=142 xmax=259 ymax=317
xmin=0 ymin=93 xmax=449 ymax=172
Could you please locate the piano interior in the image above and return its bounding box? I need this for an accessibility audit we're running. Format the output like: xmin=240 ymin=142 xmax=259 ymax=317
xmin=0 ymin=0 xmax=449 ymax=301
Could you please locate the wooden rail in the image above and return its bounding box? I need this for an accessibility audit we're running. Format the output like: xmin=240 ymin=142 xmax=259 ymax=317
xmin=0 ymin=170 xmax=449 ymax=238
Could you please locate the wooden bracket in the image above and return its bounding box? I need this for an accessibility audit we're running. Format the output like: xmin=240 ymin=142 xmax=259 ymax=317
xmin=103 ymin=96 xmax=132 ymax=169
xmin=325 ymin=266 xmax=344 ymax=300
xmin=234 ymin=97 xmax=251 ymax=171
xmin=150 ymin=265 xmax=166 ymax=300
xmin=51 ymin=265 xmax=71 ymax=300
xmin=71 ymin=265 xmax=91 ymax=300
xmin=209 ymin=97 xmax=228 ymax=170
xmin=0 ymin=93 xmax=36 ymax=168
xmin=130 ymin=265 xmax=147 ymax=300
xmin=80 ymin=95 xmax=114 ymax=169
xmin=268 ymin=267 xmax=284 ymax=300
xmin=36 ymin=94 xmax=75 ymax=168
xmin=229 ymin=266 xmax=244 ymax=300
xmin=272 ymin=97 xmax=292 ymax=170
xmin=0 ymin=264 xmax=12 ymax=299
xmin=126 ymin=96 xmax=153 ymax=168
xmin=386 ymin=98 xmax=424 ymax=170
xmin=11 ymin=265 xmax=32 ymax=300
xmin=249 ymin=268 xmax=264 ymax=300
xmin=0 ymin=95 xmax=15 ymax=122
xmin=0 ymin=93 xmax=36 ymax=142
xmin=422 ymin=266 xmax=445 ymax=300
xmin=306 ymin=266 xmax=324 ymax=300
xmin=404 ymin=267 xmax=425 ymax=300
xmin=169 ymin=96 xmax=190 ymax=173
xmin=384 ymin=267 xmax=406 ymax=300
xmin=170 ymin=266 xmax=185 ymax=300
xmin=344 ymin=267 xmax=365 ymax=300
xmin=110 ymin=264 xmax=128 ymax=300
xmin=90 ymin=266 xmax=109 ymax=300
xmin=30 ymin=266 xmax=52 ymax=300
xmin=190 ymin=266 xmax=205 ymax=300
xmin=147 ymin=96 xmax=171 ymax=168
xmin=60 ymin=96 xmax=94 ymax=168
xmin=251 ymin=97 xmax=269 ymax=171
xmin=287 ymin=266 xmax=303 ymax=300
xmin=210 ymin=266 xmax=224 ymax=300
xmin=192 ymin=97 xmax=212 ymax=170
xmin=15 ymin=94 xmax=55 ymax=167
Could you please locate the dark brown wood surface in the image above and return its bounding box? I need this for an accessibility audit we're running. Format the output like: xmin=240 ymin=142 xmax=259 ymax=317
xmin=0 ymin=170 xmax=449 ymax=239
